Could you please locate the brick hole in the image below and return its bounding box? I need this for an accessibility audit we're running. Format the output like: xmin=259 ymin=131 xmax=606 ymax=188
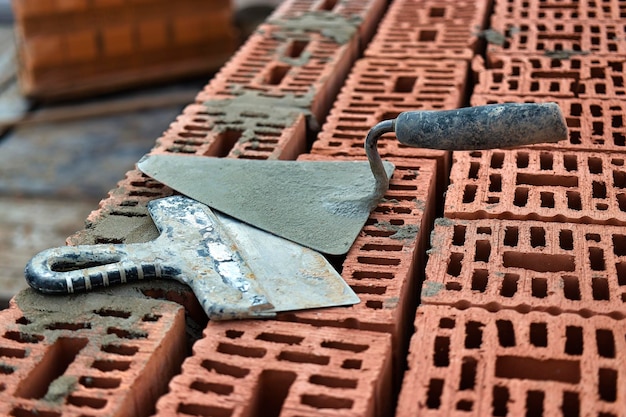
xmin=474 ymin=241 xmax=491 ymax=262
xmin=467 ymin=162 xmax=480 ymax=179
xmin=599 ymin=368 xmax=617 ymax=402
xmin=471 ymin=269 xmax=489 ymax=292
xmin=0 ymin=347 xmax=27 ymax=358
xmin=596 ymin=329 xmax=616 ymax=358
xmin=613 ymin=171 xmax=626 ymax=188
xmin=592 ymin=278 xmax=610 ymax=300
xmin=321 ymin=340 xmax=369 ymax=353
xmin=309 ymin=374 xmax=357 ymax=389
xmin=317 ymin=0 xmax=338 ymax=10
xmin=613 ymin=115 xmax=623 ymax=128
xmin=589 ymin=247 xmax=606 ymax=271
xmin=526 ymin=391 xmax=545 ymax=416
xmin=201 ymin=359 xmax=249 ymax=378
xmin=190 ymin=380 xmax=234 ymax=396
xmin=478 ymin=227 xmax=492 ymax=235
xmin=565 ymin=326 xmax=583 ymax=355
xmin=517 ymin=173 xmax=578 ymax=187
xmin=365 ymin=300 xmax=383 ymax=309
xmin=92 ymin=359 xmax=131 ymax=372
xmin=429 ymin=6 xmax=445 ymax=17
xmin=456 ymin=400 xmax=473 ymax=411
xmin=446 ymin=282 xmax=462 ymax=291
xmin=540 ymin=191 xmax=555 ymax=207
xmin=79 ymin=376 xmax=121 ymax=389
xmin=356 ymin=256 xmax=400 ymax=266
xmin=277 ymin=351 xmax=330 ymax=365
xmin=433 ymin=336 xmax=450 ymax=367
xmin=45 ymin=322 xmax=91 ymax=331
xmin=465 ymin=321 xmax=483 ymax=349
xmin=419 ymin=30 xmax=437 ymax=42
xmin=426 ymin=379 xmax=444 ymax=409
xmin=66 ymin=395 xmax=107 ymax=410
xmin=107 ymin=327 xmax=147 ymax=339
xmin=496 ymin=320 xmax=516 ymax=347
xmin=570 ymin=131 xmax=582 ymax=145
xmin=500 ymin=274 xmax=519 ymax=297
xmin=489 ymin=174 xmax=502 ymax=193
xmin=463 ymin=185 xmax=477 ymax=203
xmin=529 ymin=323 xmax=548 ymax=347
xmin=265 ymin=64 xmax=291 ymax=86
xmin=531 ymin=278 xmax=548 ymax=298
xmin=0 ymin=364 xmax=14 ymax=374
xmin=502 ymin=252 xmax=575 ymax=273
xmin=301 ymin=393 xmax=354 ymax=410
xmin=394 ymin=76 xmax=417 ymax=93
xmin=447 ymin=253 xmax=464 ymax=277
xmin=614 ymin=133 xmax=626 ymax=146
xmin=492 ymin=386 xmax=510 ymax=416
xmin=341 ymin=359 xmax=361 ymax=369
xmin=209 ymin=129 xmax=244 ymax=157
xmin=11 ymin=409 xmax=61 ymax=417
xmin=102 ymin=344 xmax=139 ymax=356
xmin=15 ymin=317 xmax=30 ymax=325
xmin=286 ymin=40 xmax=308 ymax=58
xmin=531 ymin=227 xmax=546 ymax=247
xmin=567 ymin=191 xmax=582 ymax=210
xmin=177 ymin=403 xmax=233 ymax=417
xmin=255 ymin=332 xmax=303 ymax=345
xmin=495 ymin=356 xmax=580 ymax=383
xmin=217 ymin=342 xmax=267 ymax=359
xmin=459 ymin=357 xmax=477 ymax=390
xmin=351 ymin=270 xmax=394 ymax=280
xmin=16 ymin=337 xmax=88 ymax=399
xmin=517 ymin=152 xmax=529 ymax=168
xmin=513 ymin=187 xmax=529 ymax=207
xmin=593 ymin=181 xmax=607 ymax=199
xmin=439 ymin=318 xmax=455 ymax=328
xmin=360 ymin=243 xmax=403 ymax=252
xmin=94 ymin=309 xmax=131 ymax=319
xmin=504 ymin=227 xmax=519 ymax=247
xmin=562 ymin=276 xmax=581 ymax=300
xmin=617 ymin=194 xmax=626 ymax=212
xmin=452 ymin=225 xmax=466 ymax=246
xmin=560 ymin=229 xmax=574 ymax=250
xmin=352 ymin=285 xmax=386 ymax=295
xmin=562 ymin=391 xmax=580 ymax=417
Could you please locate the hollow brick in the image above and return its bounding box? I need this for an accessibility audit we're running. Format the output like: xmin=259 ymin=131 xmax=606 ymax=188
xmin=492 ymin=0 xmax=626 ymax=21
xmin=423 ymin=218 xmax=626 ymax=317
xmin=397 ymin=306 xmax=625 ymax=417
xmin=155 ymin=320 xmax=393 ymax=417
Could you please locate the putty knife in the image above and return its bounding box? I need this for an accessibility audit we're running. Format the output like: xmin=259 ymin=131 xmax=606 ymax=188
xmin=25 ymin=196 xmax=359 ymax=320
xmin=138 ymin=103 xmax=567 ymax=255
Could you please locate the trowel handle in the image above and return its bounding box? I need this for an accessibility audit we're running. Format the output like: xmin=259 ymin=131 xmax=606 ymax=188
xmin=24 ymin=244 xmax=177 ymax=294
xmin=393 ymin=103 xmax=568 ymax=150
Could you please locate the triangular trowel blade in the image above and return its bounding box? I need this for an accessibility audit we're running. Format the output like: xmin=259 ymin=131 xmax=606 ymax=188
xmin=138 ymin=155 xmax=394 ymax=255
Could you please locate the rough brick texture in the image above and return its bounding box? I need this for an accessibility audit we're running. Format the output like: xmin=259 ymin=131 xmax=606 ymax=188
xmin=0 ymin=290 xmax=186 ymax=417
xmin=13 ymin=0 xmax=236 ymax=98
xmin=196 ymin=22 xmax=359 ymax=129
xmin=154 ymin=320 xmax=393 ymax=417
xmin=423 ymin=218 xmax=626 ymax=317
xmin=397 ymin=306 xmax=625 ymax=417
xmin=268 ymin=0 xmax=387 ymax=48
xmin=445 ymin=149 xmax=626 ymax=225
xmin=470 ymin=96 xmax=626 ymax=154
xmin=364 ymin=0 xmax=490 ymax=60
xmin=492 ymin=0 xmax=626 ymax=21
xmin=311 ymin=57 xmax=468 ymax=187
xmin=488 ymin=20 xmax=626 ymax=58
xmin=473 ymin=55 xmax=626 ymax=100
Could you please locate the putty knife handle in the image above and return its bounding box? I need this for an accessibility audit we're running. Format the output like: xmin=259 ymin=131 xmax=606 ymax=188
xmin=394 ymin=103 xmax=568 ymax=150
xmin=24 ymin=244 xmax=176 ymax=294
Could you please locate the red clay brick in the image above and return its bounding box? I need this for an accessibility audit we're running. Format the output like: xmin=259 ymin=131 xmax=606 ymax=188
xmin=493 ymin=0 xmax=626 ymax=21
xmin=269 ymin=0 xmax=387 ymax=48
xmin=445 ymin=149 xmax=626 ymax=225
xmin=488 ymin=20 xmax=626 ymax=57
xmin=473 ymin=54 xmax=626 ymax=100
xmin=470 ymin=96 xmax=626 ymax=154
xmin=364 ymin=0 xmax=490 ymax=60
xmin=196 ymin=23 xmax=359 ymax=130
xmin=276 ymin=154 xmax=435 ymax=373
xmin=423 ymin=218 xmax=626 ymax=317
xmin=0 ymin=290 xmax=186 ymax=417
xmin=154 ymin=320 xmax=393 ymax=417
xmin=397 ymin=305 xmax=625 ymax=417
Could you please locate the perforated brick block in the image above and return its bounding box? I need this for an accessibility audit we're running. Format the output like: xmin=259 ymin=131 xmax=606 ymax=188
xmin=195 ymin=23 xmax=359 ymax=129
xmin=152 ymin=103 xmax=308 ymax=160
xmin=397 ymin=306 xmax=625 ymax=417
xmin=275 ymin=154 xmax=435 ymax=372
xmin=268 ymin=0 xmax=387 ymax=48
xmin=470 ymin=96 xmax=626 ymax=154
xmin=493 ymin=0 xmax=626 ymax=21
xmin=423 ymin=218 xmax=626 ymax=317
xmin=488 ymin=20 xmax=626 ymax=58
xmin=311 ymin=57 xmax=468 ymax=188
xmin=0 ymin=290 xmax=186 ymax=417
xmin=154 ymin=320 xmax=393 ymax=417
xmin=445 ymin=149 xmax=626 ymax=225
xmin=472 ymin=55 xmax=626 ymax=99
xmin=364 ymin=0 xmax=490 ymax=60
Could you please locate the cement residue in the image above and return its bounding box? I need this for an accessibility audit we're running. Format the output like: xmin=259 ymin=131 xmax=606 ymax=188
xmin=376 ymin=221 xmax=419 ymax=241
xmin=44 ymin=375 xmax=78 ymax=403
xmin=434 ymin=217 xmax=456 ymax=227
xmin=544 ymin=49 xmax=590 ymax=60
xmin=421 ymin=281 xmax=444 ymax=298
xmin=268 ymin=11 xmax=361 ymax=45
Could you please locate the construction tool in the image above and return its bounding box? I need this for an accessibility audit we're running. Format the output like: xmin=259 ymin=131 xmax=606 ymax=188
xmin=138 ymin=102 xmax=567 ymax=254
xmin=25 ymin=195 xmax=359 ymax=320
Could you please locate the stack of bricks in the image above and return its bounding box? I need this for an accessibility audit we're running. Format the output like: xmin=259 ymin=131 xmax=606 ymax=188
xmin=398 ymin=0 xmax=626 ymax=415
xmin=12 ymin=0 xmax=237 ymax=99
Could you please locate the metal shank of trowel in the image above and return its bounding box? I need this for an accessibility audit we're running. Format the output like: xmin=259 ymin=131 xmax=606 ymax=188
xmin=365 ymin=102 xmax=568 ymax=195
